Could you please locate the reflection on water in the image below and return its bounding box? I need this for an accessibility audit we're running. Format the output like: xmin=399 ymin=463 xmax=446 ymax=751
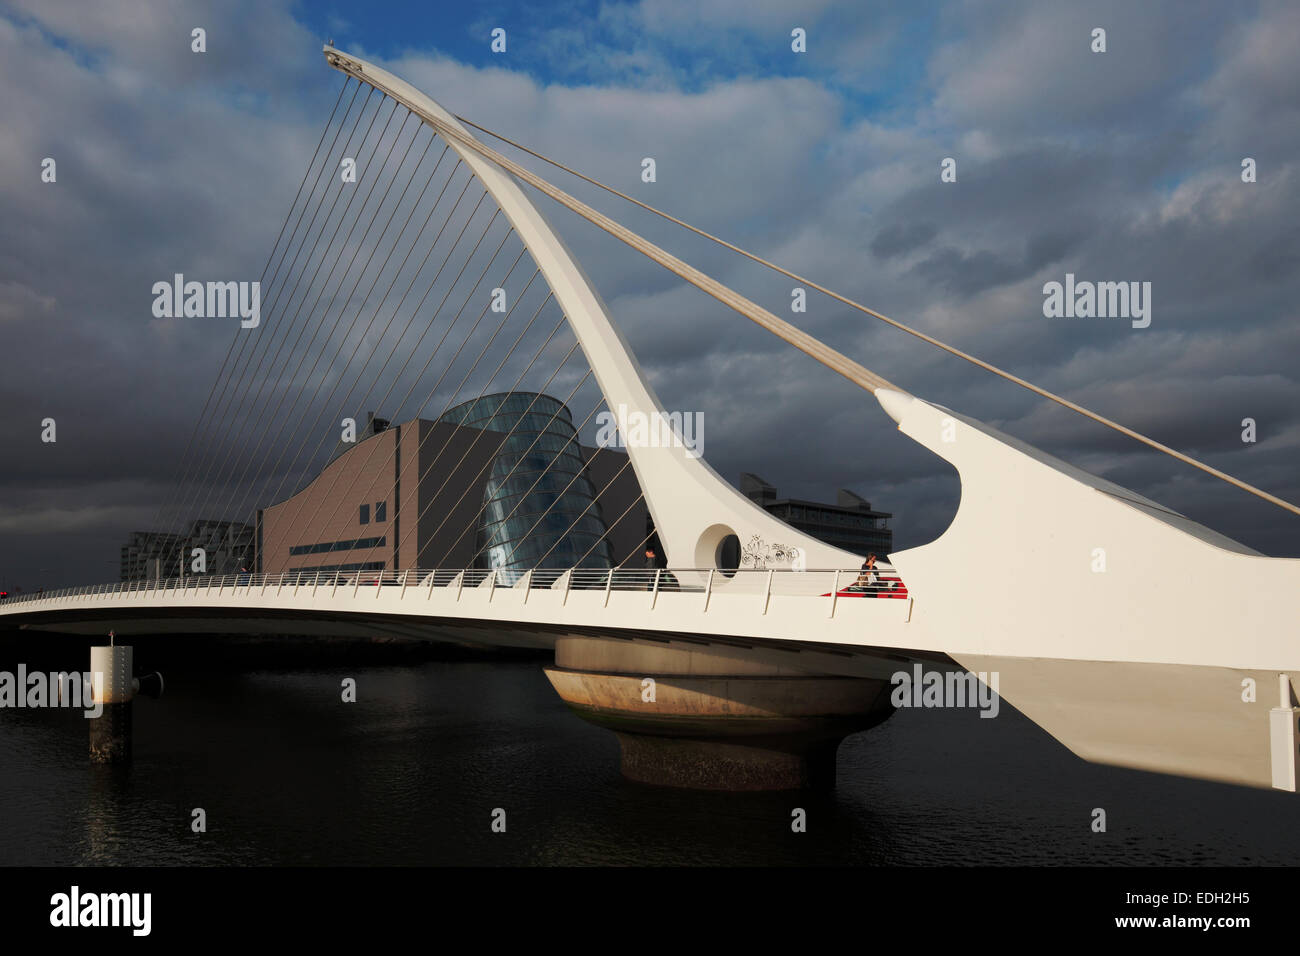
xmin=2 ymin=646 xmax=1299 ymax=865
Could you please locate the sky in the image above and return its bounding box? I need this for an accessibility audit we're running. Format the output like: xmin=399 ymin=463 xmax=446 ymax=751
xmin=1 ymin=0 xmax=1298 ymax=588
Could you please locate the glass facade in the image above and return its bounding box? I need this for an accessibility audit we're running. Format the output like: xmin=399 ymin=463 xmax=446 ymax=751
xmin=767 ymin=503 xmax=892 ymax=555
xmin=438 ymin=393 xmax=612 ymax=582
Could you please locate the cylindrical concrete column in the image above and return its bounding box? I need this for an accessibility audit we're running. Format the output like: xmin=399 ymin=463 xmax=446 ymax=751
xmin=89 ymin=644 xmax=134 ymax=764
xmin=544 ymin=636 xmax=895 ymax=790
xmin=90 ymin=645 xmax=134 ymax=704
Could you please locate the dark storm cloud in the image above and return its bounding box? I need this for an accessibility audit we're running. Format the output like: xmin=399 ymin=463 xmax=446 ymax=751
xmin=870 ymin=221 xmax=936 ymax=260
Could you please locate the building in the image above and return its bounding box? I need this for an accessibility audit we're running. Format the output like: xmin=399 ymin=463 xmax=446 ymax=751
xmin=258 ymin=393 xmax=648 ymax=581
xmin=739 ymin=473 xmax=893 ymax=557
xmin=119 ymin=520 xmax=254 ymax=581
xmin=329 ymin=411 xmax=389 ymax=464
xmin=184 ymin=519 xmax=255 ymax=575
xmin=120 ymin=530 xmax=183 ymax=582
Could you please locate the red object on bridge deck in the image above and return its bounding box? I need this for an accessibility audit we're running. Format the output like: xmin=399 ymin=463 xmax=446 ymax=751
xmin=820 ymin=576 xmax=908 ymax=600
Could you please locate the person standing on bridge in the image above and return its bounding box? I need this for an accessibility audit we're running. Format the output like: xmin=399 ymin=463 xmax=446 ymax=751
xmin=857 ymin=554 xmax=879 ymax=590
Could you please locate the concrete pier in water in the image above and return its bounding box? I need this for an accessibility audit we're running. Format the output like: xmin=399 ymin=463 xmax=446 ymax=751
xmin=88 ymin=644 xmax=135 ymax=763
xmin=544 ymin=636 xmax=895 ymax=790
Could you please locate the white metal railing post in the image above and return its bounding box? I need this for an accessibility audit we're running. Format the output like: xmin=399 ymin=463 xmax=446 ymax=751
xmin=829 ymin=569 xmax=841 ymax=617
xmin=650 ymin=568 xmax=661 ymax=610
xmin=400 ymin=570 xmax=409 ymax=598
xmin=603 ymin=568 xmax=613 ymax=608
xmin=703 ymin=568 xmax=715 ymax=612
xmin=427 ymin=570 xmax=436 ymax=600
xmin=487 ymin=569 xmax=497 ymax=602
xmin=522 ymin=568 xmax=533 ymax=604
xmin=763 ymin=568 xmax=774 ymax=615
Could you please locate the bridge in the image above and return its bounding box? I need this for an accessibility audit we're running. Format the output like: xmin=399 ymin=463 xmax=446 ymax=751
xmin=3 ymin=47 xmax=1298 ymax=791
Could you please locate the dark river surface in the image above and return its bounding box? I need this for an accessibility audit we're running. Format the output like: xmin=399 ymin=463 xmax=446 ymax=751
xmin=2 ymin=633 xmax=1298 ymax=866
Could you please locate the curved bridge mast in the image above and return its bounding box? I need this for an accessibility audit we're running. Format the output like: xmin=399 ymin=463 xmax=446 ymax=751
xmin=322 ymin=45 xmax=858 ymax=576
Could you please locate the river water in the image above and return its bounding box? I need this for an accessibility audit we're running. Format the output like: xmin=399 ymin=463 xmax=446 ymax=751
xmin=1 ymin=635 xmax=1297 ymax=866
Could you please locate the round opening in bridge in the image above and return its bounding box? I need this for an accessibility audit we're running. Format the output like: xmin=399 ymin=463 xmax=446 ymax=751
xmin=716 ymin=534 xmax=740 ymax=577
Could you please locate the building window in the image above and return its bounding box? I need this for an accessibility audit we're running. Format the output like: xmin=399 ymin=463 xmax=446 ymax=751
xmin=286 ymin=561 xmax=386 ymax=574
xmin=374 ymin=501 xmax=387 ymax=522
xmin=288 ymin=536 xmax=386 ymax=556
xmin=359 ymin=504 xmax=370 ymax=525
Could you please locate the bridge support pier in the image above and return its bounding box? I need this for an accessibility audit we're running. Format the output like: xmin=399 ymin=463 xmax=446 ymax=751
xmin=543 ymin=636 xmax=894 ymax=791
xmin=88 ymin=644 xmax=135 ymax=764
xmin=89 ymin=702 xmax=132 ymax=763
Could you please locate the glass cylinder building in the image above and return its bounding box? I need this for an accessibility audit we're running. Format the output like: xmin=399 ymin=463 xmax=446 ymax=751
xmin=437 ymin=393 xmax=613 ymax=581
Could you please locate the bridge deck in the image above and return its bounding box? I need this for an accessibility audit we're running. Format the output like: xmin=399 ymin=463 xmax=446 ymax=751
xmin=0 ymin=568 xmax=919 ymax=677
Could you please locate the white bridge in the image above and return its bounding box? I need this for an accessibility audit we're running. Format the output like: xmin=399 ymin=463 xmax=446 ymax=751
xmin=4 ymin=46 xmax=1298 ymax=792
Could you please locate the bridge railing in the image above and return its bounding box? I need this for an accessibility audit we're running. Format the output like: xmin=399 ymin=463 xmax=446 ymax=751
xmin=0 ymin=565 xmax=908 ymax=607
